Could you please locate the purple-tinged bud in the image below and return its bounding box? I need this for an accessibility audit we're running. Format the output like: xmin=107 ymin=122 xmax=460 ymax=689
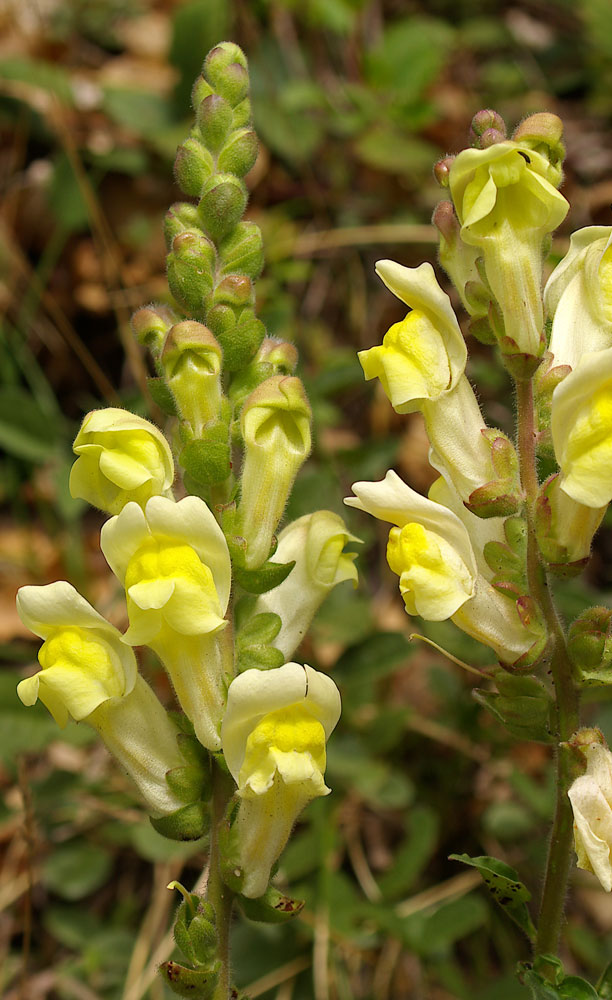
xmin=256 ymin=338 xmax=298 ymax=374
xmin=167 ymin=231 xmax=216 ymax=314
xmin=196 ymin=94 xmax=233 ymax=154
xmin=232 ymin=98 xmax=252 ymax=130
xmin=432 ymin=200 xmax=459 ymax=244
xmin=163 ymin=202 xmax=200 ymax=250
xmin=512 ymin=112 xmax=565 ymax=185
xmin=467 ymin=315 xmax=496 ymax=346
xmin=479 ymin=127 xmax=506 ymax=148
xmin=204 ymin=43 xmax=249 ymax=108
xmin=433 ymin=156 xmax=455 ymax=188
xmin=191 ymin=74 xmax=214 ymax=111
xmin=131 ymin=304 xmax=177 ymax=357
xmin=469 ymin=109 xmax=506 ymax=143
xmin=218 ymin=128 xmax=259 ymax=178
xmin=214 ymin=274 xmax=255 ymax=309
xmin=568 ymin=609 xmax=612 ymax=684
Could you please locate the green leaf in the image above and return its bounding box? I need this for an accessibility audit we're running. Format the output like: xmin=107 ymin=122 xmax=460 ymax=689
xmin=355 ymin=126 xmax=440 ymax=176
xmin=558 ymin=978 xmax=599 ymax=999
xmin=102 ymin=87 xmax=175 ymax=137
xmin=598 ymin=961 xmax=612 ymax=998
xmin=0 ymin=386 xmax=59 ymax=462
xmin=364 ymin=16 xmax=453 ymax=99
xmin=237 ymin=884 xmax=305 ymax=924
xmin=42 ymin=840 xmax=113 ymax=900
xmin=147 ymin=376 xmax=178 ymax=416
xmin=233 ymin=559 xmax=296 ymax=594
xmin=0 ymin=56 xmax=74 ymax=103
xmin=450 ymin=853 xmax=536 ymax=941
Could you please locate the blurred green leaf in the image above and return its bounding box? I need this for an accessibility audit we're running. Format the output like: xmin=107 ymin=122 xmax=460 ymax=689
xmin=48 ymin=152 xmax=90 ymax=232
xmin=102 ymin=87 xmax=175 ymax=136
xmin=0 ymin=386 xmax=60 ymax=462
xmin=170 ymin=0 xmax=232 ymax=112
xmin=450 ymin=854 xmax=536 ymax=941
xmin=364 ymin=17 xmax=453 ymax=98
xmin=378 ymin=804 xmax=439 ymax=900
xmin=0 ymin=56 xmax=74 ymax=103
xmin=42 ymin=840 xmax=113 ymax=900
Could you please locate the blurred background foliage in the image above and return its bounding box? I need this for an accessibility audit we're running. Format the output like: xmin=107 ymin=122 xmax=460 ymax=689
xmin=4 ymin=1 xmax=612 ymax=997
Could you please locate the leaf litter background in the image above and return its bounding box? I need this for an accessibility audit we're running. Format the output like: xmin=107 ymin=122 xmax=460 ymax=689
xmin=3 ymin=0 xmax=612 ymax=997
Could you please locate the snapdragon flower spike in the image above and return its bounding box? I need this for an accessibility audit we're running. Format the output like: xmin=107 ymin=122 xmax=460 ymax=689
xmin=360 ymin=260 xmax=467 ymax=413
xmin=222 ymin=662 xmax=340 ymax=898
xmin=449 ymin=139 xmax=569 ymax=368
xmin=70 ymin=408 xmax=174 ymax=515
xmin=16 ymin=582 xmax=185 ymax=817
xmin=551 ymin=347 xmax=612 ymax=509
xmin=253 ymin=511 xmax=360 ymax=660
xmin=101 ymin=496 xmax=231 ymax=750
xmin=545 ymin=227 xmax=612 ymax=371
xmin=236 ymin=376 xmax=312 ymax=569
xmin=568 ymin=731 xmax=612 ymax=891
xmin=346 ymin=471 xmax=540 ymax=665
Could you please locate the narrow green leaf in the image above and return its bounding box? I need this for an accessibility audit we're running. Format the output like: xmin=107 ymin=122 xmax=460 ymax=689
xmin=450 ymin=853 xmax=536 ymax=941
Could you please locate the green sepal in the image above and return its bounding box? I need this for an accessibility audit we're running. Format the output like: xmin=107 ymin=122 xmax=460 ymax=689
xmin=177 ymin=732 xmax=210 ymax=768
xmin=237 ymin=884 xmax=305 ymax=923
xmin=180 ymin=434 xmax=231 ymax=486
xmin=237 ymin=644 xmax=285 ymax=673
xmin=473 ymin=669 xmax=553 ymax=743
xmin=214 ymin=273 xmax=254 ymax=308
xmin=450 ymin=853 xmax=536 ymax=942
xmin=219 ymin=798 xmax=245 ymax=893
xmin=518 ymin=960 xmax=600 ymax=1000
xmin=228 ymin=362 xmax=274 ymax=411
xmin=218 ymin=128 xmax=258 ymax=177
xmin=191 ymin=75 xmax=214 ymax=111
xmin=483 ymin=516 xmax=527 ymax=596
xmin=204 ymin=43 xmax=249 ymax=107
xmin=150 ymin=801 xmax=209 ymax=841
xmin=147 ymin=376 xmax=178 ymax=416
xmin=237 ymin=612 xmax=282 ymax=647
xmin=568 ymin=607 xmax=612 ymax=686
xmin=233 ymin=559 xmax=296 ymax=595
xmin=232 ymin=98 xmax=252 ymax=130
xmin=174 ymin=138 xmax=215 ymax=197
xmin=165 ymin=764 xmax=211 ymax=804
xmin=211 ymin=310 xmax=265 ymax=373
xmin=159 ymin=959 xmax=220 ymax=999
xmin=174 ymin=897 xmax=217 ymax=967
xmin=198 ymin=174 xmax=248 ymax=243
xmin=464 ymin=430 xmax=522 ymax=519
xmin=218 ymin=221 xmax=264 ymax=279
xmin=534 ymin=353 xmax=571 ymax=456
xmin=235 ymin=611 xmax=284 ymax=672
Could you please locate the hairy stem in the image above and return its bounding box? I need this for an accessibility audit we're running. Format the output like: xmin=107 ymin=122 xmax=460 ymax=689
xmin=208 ymin=759 xmax=235 ymax=1000
xmin=515 ymin=377 xmax=580 ymax=959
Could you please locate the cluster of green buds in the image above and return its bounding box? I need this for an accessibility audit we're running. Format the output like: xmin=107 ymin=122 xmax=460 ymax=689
xmin=15 ymin=43 xmax=359 ymax=999
xmin=346 ymin=108 xmax=612 ymax=741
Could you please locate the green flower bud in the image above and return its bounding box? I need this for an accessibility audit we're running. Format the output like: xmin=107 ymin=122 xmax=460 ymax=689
xmin=191 ymin=75 xmax=214 ymax=111
xmin=172 ymin=892 xmax=218 ymax=968
xmin=218 ymin=128 xmax=258 ymax=177
xmin=433 ymin=156 xmax=455 ymax=188
xmin=228 ymin=362 xmax=273 ymax=412
xmin=195 ymin=94 xmax=233 ymax=154
xmin=180 ymin=429 xmax=232 ymax=487
xmin=162 ymin=321 xmax=223 ymax=434
xmin=167 ymin=231 xmax=216 ymax=313
xmin=232 ymin=98 xmax=252 ymax=129
xmin=131 ymin=304 xmax=177 ymax=358
xmin=237 ymin=376 xmax=312 ymax=568
xmin=219 ymin=221 xmax=264 ymax=279
xmin=164 ymin=202 xmax=201 ymax=249
xmin=204 ymin=43 xmax=249 ymax=107
xmin=174 ymin=138 xmax=215 ymax=198
xmin=474 ymin=669 xmax=553 ymax=742
xmin=198 ymin=174 xmax=248 ymax=244
xmin=568 ymin=607 xmax=612 ymax=685
xmin=213 ymin=308 xmax=265 ymax=372
xmin=256 ymin=337 xmax=298 ymax=373
xmin=165 ymin=763 xmax=210 ymax=804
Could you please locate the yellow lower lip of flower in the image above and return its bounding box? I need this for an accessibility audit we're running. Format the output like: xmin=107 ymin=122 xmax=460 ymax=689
xmin=387 ymin=522 xmax=474 ymax=621
xmin=239 ymin=704 xmax=327 ymax=796
xmin=359 ymin=310 xmax=452 ymax=409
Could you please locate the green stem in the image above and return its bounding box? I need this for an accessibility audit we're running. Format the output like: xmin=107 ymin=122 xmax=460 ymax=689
xmin=515 ymin=378 xmax=580 ymax=959
xmin=207 ymin=759 xmax=235 ymax=1000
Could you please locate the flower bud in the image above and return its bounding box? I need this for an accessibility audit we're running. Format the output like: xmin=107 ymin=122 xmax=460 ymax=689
xmin=195 ymin=94 xmax=233 ymax=153
xmin=162 ymin=321 xmax=223 ymax=435
xmin=198 ymin=174 xmax=248 ymax=244
xmin=164 ymin=202 xmax=201 ymax=249
xmin=191 ymin=75 xmax=214 ymax=110
xmin=218 ymin=128 xmax=258 ymax=177
xmin=433 ymin=156 xmax=455 ymax=188
xmin=470 ymin=109 xmax=507 ymax=144
xmin=218 ymin=220 xmax=264 ymax=279
xmin=16 ymin=582 xmax=186 ymax=817
xmin=204 ymin=42 xmax=249 ymax=107
xmin=551 ymin=346 xmax=612 ymax=508
xmin=171 ymin=888 xmax=218 ymax=968
xmin=174 ymin=138 xmax=215 ymax=198
xmin=256 ymin=337 xmax=298 ymax=373
xmin=221 ymin=662 xmax=340 ymax=897
xmin=535 ymin=474 xmax=605 ymax=575
xmin=253 ymin=511 xmax=359 ymax=659
xmin=180 ymin=424 xmax=231 ymax=488
xmin=568 ymin=608 xmax=612 ymax=686
xmin=479 ymin=127 xmax=506 ymax=148
xmin=213 ymin=273 xmax=255 ymax=308
xmin=209 ymin=306 xmax=266 ymax=373
xmin=167 ymin=231 xmax=216 ymax=314
xmin=232 ymin=98 xmax=252 ymax=130
xmin=237 ymin=376 xmax=312 ymax=568
xmin=568 ymin=737 xmax=612 ymax=891
xmin=474 ymin=669 xmax=553 ymax=743
xmin=69 ymin=408 xmax=174 ymax=515
xmin=131 ymin=304 xmax=177 ymax=359
xmin=101 ymin=496 xmax=232 ymax=749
